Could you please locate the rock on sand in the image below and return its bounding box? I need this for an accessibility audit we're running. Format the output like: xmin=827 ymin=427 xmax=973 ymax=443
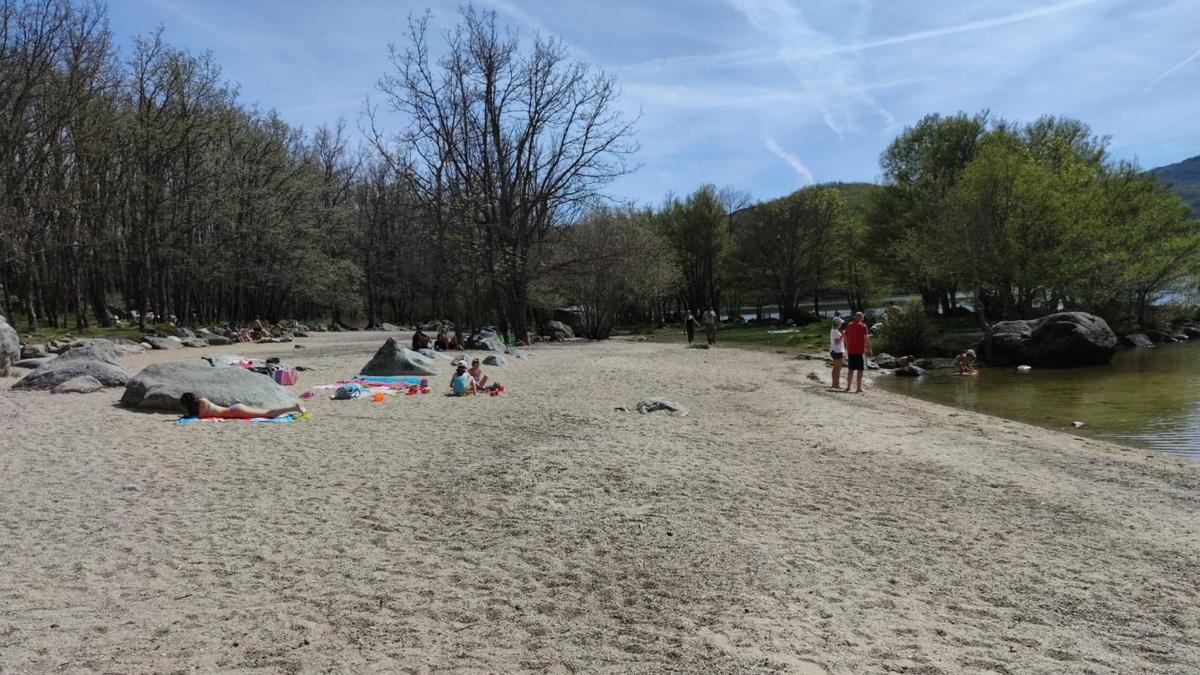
xmin=12 ymin=345 xmax=130 ymax=391
xmin=359 ymin=338 xmax=440 ymax=377
xmin=52 ymin=376 xmax=104 ymax=394
xmin=121 ymin=361 xmax=298 ymax=412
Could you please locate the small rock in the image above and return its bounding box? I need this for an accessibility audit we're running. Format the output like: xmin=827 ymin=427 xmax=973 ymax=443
xmin=483 ymin=355 xmax=507 ymax=366
xmin=121 ymin=484 xmax=139 ymax=492
xmin=1072 ymin=421 xmax=1086 ymax=428
xmin=294 ymin=344 xmax=305 ymax=349
xmin=636 ymin=397 xmax=688 ymax=415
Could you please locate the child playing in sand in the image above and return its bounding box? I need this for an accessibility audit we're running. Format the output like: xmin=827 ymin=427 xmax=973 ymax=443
xmin=468 ymin=358 xmax=488 ymax=388
xmin=956 ymin=349 xmax=978 ymax=375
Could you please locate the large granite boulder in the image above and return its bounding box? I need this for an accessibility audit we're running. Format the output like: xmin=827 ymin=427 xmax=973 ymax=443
xmin=0 ymin=314 xmax=18 ymax=375
xmin=483 ymin=354 xmax=507 ymax=366
xmin=552 ymin=308 xmax=585 ymax=336
xmin=465 ymin=331 xmax=505 ymax=352
xmin=359 ymin=338 xmax=440 ymax=377
xmin=121 ymin=361 xmax=298 ymax=412
xmin=180 ymin=337 xmax=209 ymax=348
xmin=175 ymin=327 xmax=195 ymax=339
xmin=543 ymin=320 xmax=575 ymax=340
xmin=982 ymin=312 xmax=1118 ymax=368
xmin=13 ymin=344 xmax=130 ymax=390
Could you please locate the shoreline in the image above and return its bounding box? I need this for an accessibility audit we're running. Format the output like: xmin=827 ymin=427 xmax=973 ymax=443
xmin=1 ymin=333 xmax=1197 ymax=672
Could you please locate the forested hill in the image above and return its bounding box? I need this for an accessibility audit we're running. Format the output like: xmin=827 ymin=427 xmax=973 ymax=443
xmin=1152 ymin=154 xmax=1200 ymax=215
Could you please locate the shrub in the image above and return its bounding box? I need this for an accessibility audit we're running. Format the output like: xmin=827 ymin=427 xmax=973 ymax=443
xmin=876 ymin=300 xmax=940 ymax=356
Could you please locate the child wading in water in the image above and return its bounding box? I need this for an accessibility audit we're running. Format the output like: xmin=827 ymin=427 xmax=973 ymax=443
xmin=956 ymin=349 xmax=978 ymax=375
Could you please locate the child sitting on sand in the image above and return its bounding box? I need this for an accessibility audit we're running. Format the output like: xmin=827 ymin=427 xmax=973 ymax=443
xmin=956 ymin=349 xmax=978 ymax=375
xmin=468 ymin=358 xmax=488 ymax=388
xmin=450 ymin=363 xmax=479 ymax=396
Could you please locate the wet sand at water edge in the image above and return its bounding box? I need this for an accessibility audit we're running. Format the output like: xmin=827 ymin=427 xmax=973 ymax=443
xmin=0 ymin=332 xmax=1197 ymax=672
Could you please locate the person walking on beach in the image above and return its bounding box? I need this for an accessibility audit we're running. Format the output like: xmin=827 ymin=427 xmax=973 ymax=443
xmin=702 ymin=307 xmax=718 ymax=345
xmin=843 ymin=311 xmax=871 ymax=394
xmin=685 ymin=310 xmax=697 ymax=344
xmin=829 ymin=317 xmax=845 ymax=389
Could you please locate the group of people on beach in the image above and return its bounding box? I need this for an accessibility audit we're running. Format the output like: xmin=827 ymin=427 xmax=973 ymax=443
xmin=411 ymin=327 xmax=463 ymax=352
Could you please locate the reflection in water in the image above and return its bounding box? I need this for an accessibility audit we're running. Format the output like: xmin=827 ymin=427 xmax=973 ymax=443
xmin=877 ymin=342 xmax=1200 ymax=459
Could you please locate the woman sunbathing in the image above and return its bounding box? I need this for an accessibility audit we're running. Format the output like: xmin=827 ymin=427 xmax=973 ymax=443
xmin=180 ymin=392 xmax=306 ymax=420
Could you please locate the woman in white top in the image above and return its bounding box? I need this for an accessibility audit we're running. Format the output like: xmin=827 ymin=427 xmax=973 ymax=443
xmin=829 ymin=317 xmax=845 ymax=389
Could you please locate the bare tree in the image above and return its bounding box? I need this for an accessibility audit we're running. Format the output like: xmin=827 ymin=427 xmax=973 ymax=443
xmin=377 ymin=5 xmax=637 ymax=341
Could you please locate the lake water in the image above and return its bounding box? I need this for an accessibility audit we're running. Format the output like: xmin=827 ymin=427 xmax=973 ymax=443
xmin=876 ymin=341 xmax=1200 ymax=459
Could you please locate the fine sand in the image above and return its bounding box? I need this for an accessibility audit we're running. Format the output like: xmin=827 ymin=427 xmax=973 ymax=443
xmin=0 ymin=333 xmax=1198 ymax=673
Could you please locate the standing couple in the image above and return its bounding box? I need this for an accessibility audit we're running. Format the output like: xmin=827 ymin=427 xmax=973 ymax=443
xmin=829 ymin=311 xmax=871 ymax=393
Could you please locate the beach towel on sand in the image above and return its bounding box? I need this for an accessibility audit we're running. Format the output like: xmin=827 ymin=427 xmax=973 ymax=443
xmin=177 ymin=412 xmax=308 ymax=425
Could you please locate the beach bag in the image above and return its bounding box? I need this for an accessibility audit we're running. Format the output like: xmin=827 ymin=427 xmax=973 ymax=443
xmin=272 ymin=368 xmax=298 ymax=386
xmin=333 ymin=383 xmax=366 ymax=400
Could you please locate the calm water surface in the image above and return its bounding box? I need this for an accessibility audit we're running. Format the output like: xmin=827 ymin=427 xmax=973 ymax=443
xmin=877 ymin=342 xmax=1200 ymax=459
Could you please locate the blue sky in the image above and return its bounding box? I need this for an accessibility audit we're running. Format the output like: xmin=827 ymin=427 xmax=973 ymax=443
xmin=106 ymin=0 xmax=1200 ymax=205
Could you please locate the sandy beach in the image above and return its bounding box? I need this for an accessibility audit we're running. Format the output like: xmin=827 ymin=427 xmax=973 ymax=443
xmin=1 ymin=332 xmax=1198 ymax=673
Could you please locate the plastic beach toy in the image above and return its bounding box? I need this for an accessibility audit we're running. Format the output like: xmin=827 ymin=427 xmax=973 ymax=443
xmin=372 ymin=392 xmax=385 ymax=402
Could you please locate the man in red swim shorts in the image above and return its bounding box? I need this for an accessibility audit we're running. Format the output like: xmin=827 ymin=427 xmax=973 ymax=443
xmin=842 ymin=311 xmax=871 ymax=394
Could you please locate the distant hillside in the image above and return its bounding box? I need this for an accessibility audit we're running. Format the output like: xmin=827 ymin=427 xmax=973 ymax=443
xmin=1151 ymin=155 xmax=1200 ymax=216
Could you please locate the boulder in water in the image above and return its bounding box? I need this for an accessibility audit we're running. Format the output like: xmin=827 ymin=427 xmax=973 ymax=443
xmin=13 ymin=345 xmax=129 ymax=390
xmin=894 ymin=365 xmax=926 ymax=377
xmin=359 ymin=338 xmax=440 ymax=376
xmin=982 ymin=312 xmax=1118 ymax=368
xmin=53 ymin=375 xmax=104 ymax=394
xmin=1121 ymin=333 xmax=1155 ymax=349
xmin=121 ymin=361 xmax=298 ymax=412
xmin=0 ymin=314 xmax=18 ymax=375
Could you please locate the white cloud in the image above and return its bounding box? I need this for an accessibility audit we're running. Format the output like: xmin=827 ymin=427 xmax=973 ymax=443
xmin=764 ymin=137 xmax=814 ymax=186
